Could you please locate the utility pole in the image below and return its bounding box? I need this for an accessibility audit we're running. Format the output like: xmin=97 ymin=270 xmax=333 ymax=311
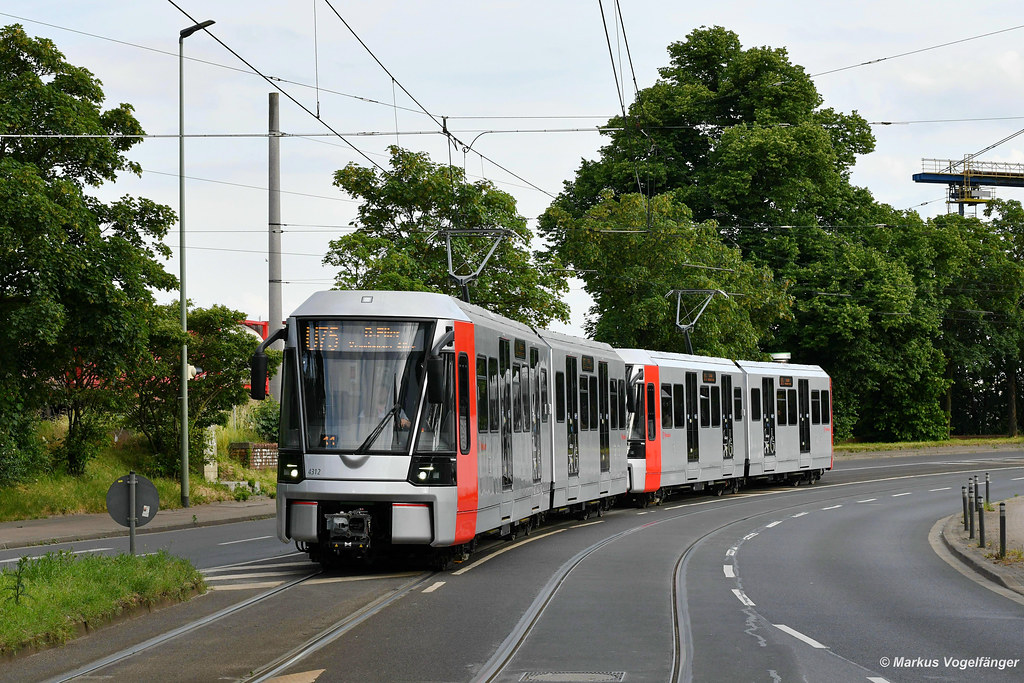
xmin=268 ymin=92 xmax=283 ymax=400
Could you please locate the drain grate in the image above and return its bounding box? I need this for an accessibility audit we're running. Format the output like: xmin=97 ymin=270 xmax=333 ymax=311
xmin=519 ymin=673 xmax=626 ymax=682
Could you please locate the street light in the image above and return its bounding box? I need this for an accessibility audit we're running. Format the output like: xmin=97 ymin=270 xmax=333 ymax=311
xmin=179 ymin=18 xmax=214 ymax=508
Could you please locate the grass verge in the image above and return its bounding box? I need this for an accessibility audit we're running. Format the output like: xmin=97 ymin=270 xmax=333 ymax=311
xmin=1 ymin=550 xmax=205 ymax=657
xmin=834 ymin=436 xmax=1024 ymax=455
xmin=0 ymin=429 xmax=277 ymax=523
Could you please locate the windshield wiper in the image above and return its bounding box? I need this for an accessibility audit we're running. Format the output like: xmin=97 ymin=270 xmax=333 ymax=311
xmin=354 ymin=402 xmax=401 ymax=454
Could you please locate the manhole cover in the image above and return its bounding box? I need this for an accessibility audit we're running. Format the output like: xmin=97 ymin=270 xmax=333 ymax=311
xmin=519 ymin=673 xmax=626 ymax=682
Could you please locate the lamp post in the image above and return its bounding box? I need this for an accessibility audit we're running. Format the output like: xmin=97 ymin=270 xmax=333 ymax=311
xmin=179 ymin=18 xmax=214 ymax=508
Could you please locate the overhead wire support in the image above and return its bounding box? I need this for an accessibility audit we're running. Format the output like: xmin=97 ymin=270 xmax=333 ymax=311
xmin=439 ymin=229 xmax=509 ymax=303
xmin=666 ymin=289 xmax=729 ymax=355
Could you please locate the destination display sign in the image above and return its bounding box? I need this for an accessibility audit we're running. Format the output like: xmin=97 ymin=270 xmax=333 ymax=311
xmin=304 ymin=322 xmax=420 ymax=352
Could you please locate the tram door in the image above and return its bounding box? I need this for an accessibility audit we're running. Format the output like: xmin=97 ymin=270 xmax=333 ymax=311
xmin=499 ymin=339 xmax=513 ymax=519
xmin=721 ymin=374 xmax=735 ymax=477
xmin=685 ymin=371 xmax=699 ymax=480
xmin=598 ymin=362 xmax=610 ymax=473
xmin=762 ymin=377 xmax=776 ymax=471
xmin=565 ymin=356 xmax=580 ymax=480
xmin=798 ymin=378 xmax=811 ymax=467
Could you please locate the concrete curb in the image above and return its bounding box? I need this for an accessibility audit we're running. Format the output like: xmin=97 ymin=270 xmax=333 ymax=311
xmin=939 ymin=513 xmax=1024 ymax=597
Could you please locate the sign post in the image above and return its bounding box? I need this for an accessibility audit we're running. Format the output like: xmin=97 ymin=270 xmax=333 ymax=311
xmin=106 ymin=472 xmax=160 ymax=555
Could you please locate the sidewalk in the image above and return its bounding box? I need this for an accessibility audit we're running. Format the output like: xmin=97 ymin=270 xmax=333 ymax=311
xmin=939 ymin=494 xmax=1024 ymax=597
xmin=0 ymin=496 xmax=277 ymax=551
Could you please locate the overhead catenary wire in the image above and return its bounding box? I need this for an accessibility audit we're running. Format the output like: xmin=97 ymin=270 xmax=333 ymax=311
xmin=318 ymin=0 xmax=556 ymax=199
xmin=166 ymin=0 xmax=386 ymax=173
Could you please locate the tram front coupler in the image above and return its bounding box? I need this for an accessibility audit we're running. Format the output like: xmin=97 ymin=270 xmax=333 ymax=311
xmin=325 ymin=509 xmax=373 ymax=549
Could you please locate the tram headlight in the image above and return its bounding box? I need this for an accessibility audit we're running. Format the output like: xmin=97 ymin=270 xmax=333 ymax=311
xmin=277 ymin=450 xmax=305 ymax=484
xmin=408 ymin=455 xmax=456 ymax=486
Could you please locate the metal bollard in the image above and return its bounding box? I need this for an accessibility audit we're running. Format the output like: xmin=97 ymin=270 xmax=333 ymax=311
xmin=969 ymin=482 xmax=975 ymax=539
xmin=978 ymin=495 xmax=985 ymax=549
xmin=1000 ymin=502 xmax=1006 ymax=559
xmin=962 ymin=486 xmax=969 ymax=530
xmin=986 ymin=472 xmax=990 ymax=505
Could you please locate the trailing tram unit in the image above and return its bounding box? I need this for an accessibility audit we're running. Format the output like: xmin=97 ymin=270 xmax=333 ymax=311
xmin=251 ymin=290 xmax=832 ymax=567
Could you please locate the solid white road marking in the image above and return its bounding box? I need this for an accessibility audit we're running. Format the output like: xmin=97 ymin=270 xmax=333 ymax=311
xmin=742 ymin=532 xmax=758 ymax=540
xmin=774 ymin=624 xmax=828 ymax=649
xmin=765 ymin=520 xmax=782 ymax=528
xmin=858 ymin=498 xmax=877 ymax=503
xmin=1012 ymin=476 xmax=1024 ymax=481
xmin=821 ymin=505 xmax=842 ymax=510
xmin=726 ymin=547 xmax=737 ymax=557
xmin=732 ymin=589 xmax=755 ymax=606
xmin=791 ymin=512 xmax=808 ymax=518
xmin=2 ymin=547 xmax=114 ymax=564
xmin=203 ymin=570 xmax=310 ymax=581
xmin=422 ymin=581 xmax=446 ymax=593
xmin=451 ymin=529 xmax=565 ymax=576
xmin=892 ymin=492 xmax=912 ymax=497
xmin=203 ymin=561 xmax=311 ymax=574
xmin=929 ymin=487 xmax=951 ymax=491
xmin=570 ymin=520 xmax=605 ymax=528
xmin=723 ymin=564 xmax=735 ymax=578
xmin=867 ymin=678 xmax=892 ymax=683
xmin=217 ymin=535 xmax=273 ymax=546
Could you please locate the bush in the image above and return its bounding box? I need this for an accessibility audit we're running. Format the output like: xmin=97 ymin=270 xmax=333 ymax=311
xmin=247 ymin=398 xmax=280 ymax=443
xmin=0 ymin=412 xmax=47 ymax=487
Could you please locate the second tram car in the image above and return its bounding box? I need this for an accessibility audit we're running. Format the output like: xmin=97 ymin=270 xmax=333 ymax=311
xmin=251 ymin=290 xmax=832 ymax=567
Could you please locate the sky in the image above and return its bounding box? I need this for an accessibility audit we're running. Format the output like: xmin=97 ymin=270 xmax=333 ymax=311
xmin=4 ymin=1 xmax=1024 ymax=337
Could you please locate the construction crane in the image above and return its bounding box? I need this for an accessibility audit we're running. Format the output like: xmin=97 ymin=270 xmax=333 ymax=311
xmin=912 ymin=128 xmax=1024 ymax=215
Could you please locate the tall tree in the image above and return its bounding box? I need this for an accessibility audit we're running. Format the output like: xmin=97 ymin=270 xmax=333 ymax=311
xmin=0 ymin=24 xmax=176 ymax=474
xmin=324 ymin=146 xmax=569 ymax=327
xmin=120 ymin=304 xmax=278 ymax=476
xmin=543 ymin=25 xmax=875 ymax=269
xmin=542 ymin=189 xmax=789 ymax=358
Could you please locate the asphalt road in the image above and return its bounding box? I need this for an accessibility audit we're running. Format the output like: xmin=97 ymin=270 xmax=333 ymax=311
xmin=4 ymin=450 xmax=1023 ymax=683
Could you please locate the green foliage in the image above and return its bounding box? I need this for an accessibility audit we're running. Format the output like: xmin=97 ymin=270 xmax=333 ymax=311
xmin=325 ymin=146 xmax=570 ymax=327
xmin=247 ymin=398 xmax=280 ymax=443
xmin=0 ymin=24 xmax=176 ymax=477
xmin=542 ymin=190 xmax=789 ymax=357
xmin=119 ymin=304 xmax=280 ymax=477
xmin=3 ymin=557 xmax=32 ymax=607
xmin=0 ymin=410 xmax=46 ymax=487
xmin=0 ymin=550 xmax=203 ymax=656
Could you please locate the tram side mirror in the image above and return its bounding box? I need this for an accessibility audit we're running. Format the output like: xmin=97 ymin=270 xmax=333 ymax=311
xmin=427 ymin=356 xmax=446 ymax=404
xmin=250 ymin=352 xmax=268 ymax=401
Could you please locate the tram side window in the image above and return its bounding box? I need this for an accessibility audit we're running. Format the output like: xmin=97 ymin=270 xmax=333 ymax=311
xmin=646 ymin=382 xmax=657 ymax=439
xmin=589 ymin=375 xmax=599 ymax=430
xmin=751 ymin=388 xmax=762 ymax=422
xmin=661 ymin=384 xmax=673 ymax=430
xmin=777 ymin=390 xmax=787 ymax=426
xmin=610 ymin=379 xmax=619 ymax=430
xmin=580 ymin=376 xmax=590 ymax=430
xmin=458 ymin=353 xmax=470 ymax=454
xmin=477 ymin=356 xmax=488 ymax=434
xmin=710 ymin=386 xmax=721 ymax=428
xmin=488 ymin=357 xmax=499 ymax=433
xmin=555 ymin=371 xmax=566 ymax=423
xmin=700 ymin=386 xmax=711 ymax=427
xmin=787 ymin=388 xmax=797 ymax=426
xmin=618 ymin=379 xmax=627 ymax=429
xmin=822 ymin=390 xmax=831 ymax=424
xmin=673 ymin=384 xmax=685 ymax=428
xmin=523 ymin=363 xmax=532 ymax=433
xmin=734 ymin=387 xmax=743 ymax=422
xmin=512 ymin=364 xmax=523 ymax=433
xmin=811 ymin=390 xmax=821 ymax=424
xmin=541 ymin=369 xmax=549 ymax=423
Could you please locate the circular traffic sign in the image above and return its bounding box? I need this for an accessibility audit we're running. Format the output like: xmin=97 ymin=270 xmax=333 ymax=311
xmin=106 ymin=473 xmax=160 ymax=528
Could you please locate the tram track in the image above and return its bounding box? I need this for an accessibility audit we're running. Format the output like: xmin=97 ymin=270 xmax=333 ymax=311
xmin=47 ymin=569 xmax=325 ymax=683
xmin=40 ymin=457 xmax=1024 ymax=683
